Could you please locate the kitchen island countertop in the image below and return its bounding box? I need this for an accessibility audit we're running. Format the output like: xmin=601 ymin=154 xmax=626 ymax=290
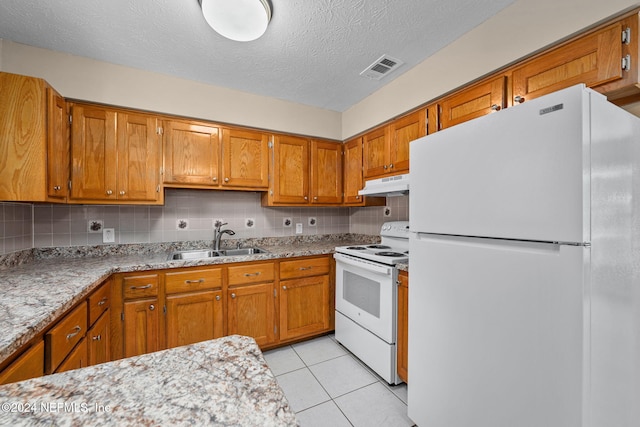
xmin=0 ymin=335 xmax=297 ymax=426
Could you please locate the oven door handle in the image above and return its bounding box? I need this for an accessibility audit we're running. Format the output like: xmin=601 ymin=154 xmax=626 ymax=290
xmin=334 ymin=253 xmax=393 ymax=276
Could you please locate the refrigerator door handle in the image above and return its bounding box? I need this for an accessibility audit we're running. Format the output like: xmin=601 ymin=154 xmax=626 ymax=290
xmin=414 ymin=233 xmax=564 ymax=255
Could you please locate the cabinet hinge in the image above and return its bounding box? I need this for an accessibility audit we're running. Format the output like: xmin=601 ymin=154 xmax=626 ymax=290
xmin=121 ymin=312 xmax=124 ymax=321
xmin=157 ymin=127 xmax=163 ymax=135
xmin=68 ymin=180 xmax=72 ymax=190
xmin=68 ymin=114 xmax=72 ymax=125
xmin=274 ymin=325 xmax=277 ymax=335
xmin=268 ymin=141 xmax=273 ymax=149
xmin=156 ymin=185 xmax=160 ymax=193
xmin=622 ymin=54 xmax=632 ymax=72
xmin=273 ymin=289 xmax=277 ymax=297
xmin=622 ymin=27 xmax=631 ymax=45
xmin=163 ymin=305 xmax=167 ymax=315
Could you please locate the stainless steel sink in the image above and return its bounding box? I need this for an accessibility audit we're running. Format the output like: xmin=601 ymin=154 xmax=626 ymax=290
xmin=169 ymin=247 xmax=268 ymax=260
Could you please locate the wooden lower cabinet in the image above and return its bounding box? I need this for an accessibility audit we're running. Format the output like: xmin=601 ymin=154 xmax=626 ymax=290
xmin=279 ymin=275 xmax=330 ymax=341
xmin=227 ymin=283 xmax=276 ymax=347
xmin=88 ymin=309 xmax=111 ymax=366
xmin=397 ymin=271 xmax=409 ymax=383
xmin=124 ymin=298 xmax=160 ymax=358
xmin=56 ymin=339 xmax=88 ymax=373
xmin=0 ymin=341 xmax=45 ymax=385
xmin=166 ymin=290 xmax=224 ymax=348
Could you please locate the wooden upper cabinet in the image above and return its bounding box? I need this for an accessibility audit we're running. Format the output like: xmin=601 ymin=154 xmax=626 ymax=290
xmin=268 ymin=134 xmax=309 ymax=204
xmin=221 ymin=128 xmax=269 ymax=189
xmin=343 ymin=137 xmax=365 ymax=205
xmin=389 ymin=110 xmax=425 ymax=172
xmin=363 ymin=126 xmax=389 ymax=179
xmin=310 ymin=140 xmax=342 ymax=204
xmin=70 ymin=105 xmax=117 ymax=200
xmin=439 ymin=77 xmax=506 ymax=130
xmin=70 ymin=105 xmax=161 ymax=203
xmin=512 ymin=22 xmax=623 ymax=105
xmin=163 ymin=120 xmax=220 ymax=186
xmin=116 ymin=113 xmax=161 ymax=201
xmin=0 ymin=72 xmax=69 ymax=203
xmin=47 ymin=89 xmax=69 ymax=200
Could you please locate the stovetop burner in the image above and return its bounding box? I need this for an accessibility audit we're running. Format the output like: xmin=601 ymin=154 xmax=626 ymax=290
xmin=376 ymin=251 xmax=406 ymax=257
xmin=367 ymin=244 xmax=391 ymax=249
xmin=346 ymin=246 xmax=367 ymax=250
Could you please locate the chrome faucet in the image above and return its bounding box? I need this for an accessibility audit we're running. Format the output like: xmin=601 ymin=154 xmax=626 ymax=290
xmin=213 ymin=222 xmax=235 ymax=251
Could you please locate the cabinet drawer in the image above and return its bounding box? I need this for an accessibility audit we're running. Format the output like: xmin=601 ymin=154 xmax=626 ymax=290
xmin=88 ymin=281 xmax=111 ymax=325
xmin=165 ymin=268 xmax=222 ymax=294
xmin=55 ymin=338 xmax=88 ymax=373
xmin=280 ymin=256 xmax=330 ymax=279
xmin=46 ymin=302 xmax=88 ymax=373
xmin=123 ymin=274 xmax=159 ymax=299
xmin=0 ymin=341 xmax=44 ymax=385
xmin=228 ymin=262 xmax=275 ymax=285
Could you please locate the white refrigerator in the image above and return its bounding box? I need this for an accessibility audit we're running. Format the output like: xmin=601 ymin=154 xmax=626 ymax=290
xmin=408 ymin=84 xmax=640 ymax=427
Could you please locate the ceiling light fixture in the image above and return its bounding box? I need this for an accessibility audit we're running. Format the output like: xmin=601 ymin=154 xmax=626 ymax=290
xmin=199 ymin=0 xmax=272 ymax=42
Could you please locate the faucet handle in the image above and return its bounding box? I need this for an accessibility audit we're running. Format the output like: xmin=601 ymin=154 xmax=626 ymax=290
xmin=214 ymin=220 xmax=228 ymax=229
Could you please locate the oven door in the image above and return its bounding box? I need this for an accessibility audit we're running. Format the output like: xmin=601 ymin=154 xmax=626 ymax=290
xmin=334 ymin=253 xmax=397 ymax=343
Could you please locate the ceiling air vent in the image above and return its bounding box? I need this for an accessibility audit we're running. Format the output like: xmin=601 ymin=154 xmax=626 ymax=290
xmin=360 ymin=55 xmax=404 ymax=80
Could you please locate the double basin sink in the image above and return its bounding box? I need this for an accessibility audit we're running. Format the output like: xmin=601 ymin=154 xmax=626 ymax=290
xmin=169 ymin=247 xmax=268 ymax=260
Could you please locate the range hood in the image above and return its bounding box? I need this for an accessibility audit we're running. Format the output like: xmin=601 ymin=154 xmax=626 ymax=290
xmin=358 ymin=173 xmax=409 ymax=197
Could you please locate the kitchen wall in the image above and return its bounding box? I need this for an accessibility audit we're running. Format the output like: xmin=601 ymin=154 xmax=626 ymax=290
xmin=0 ymin=202 xmax=32 ymax=255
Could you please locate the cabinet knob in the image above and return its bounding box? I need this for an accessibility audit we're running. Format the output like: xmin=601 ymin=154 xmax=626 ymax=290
xmin=92 ymin=334 xmax=102 ymax=341
xmin=224 ymin=177 xmax=229 ymax=182
xmin=313 ymin=196 xmax=318 ymax=200
xmin=106 ymin=190 xmax=113 ymax=195
xmin=491 ymin=104 xmax=501 ymax=111
xmin=119 ymin=190 xmax=126 ymax=196
xmin=53 ymin=186 xmax=61 ymax=191
xmin=213 ymin=177 xmax=218 ymax=182
xmin=304 ymin=196 xmax=308 ymax=200
xmin=215 ymin=295 xmax=221 ymax=301
xmin=356 ymin=195 xmax=360 ymax=199
xmin=383 ymin=165 xmax=388 ymax=170
xmin=149 ymin=304 xmax=155 ymax=311
xmin=231 ymin=293 xmax=236 ymax=299
xmin=282 ymin=285 xmax=287 ymax=290
xmin=514 ymin=96 xmax=525 ymax=104
xmin=389 ymin=163 xmax=394 ymax=169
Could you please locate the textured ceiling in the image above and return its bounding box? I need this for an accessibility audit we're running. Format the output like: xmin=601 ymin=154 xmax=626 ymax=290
xmin=0 ymin=0 xmax=517 ymax=112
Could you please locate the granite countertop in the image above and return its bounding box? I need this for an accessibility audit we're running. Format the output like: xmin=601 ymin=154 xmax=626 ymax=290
xmin=0 ymin=335 xmax=297 ymax=426
xmin=0 ymin=234 xmax=379 ymax=364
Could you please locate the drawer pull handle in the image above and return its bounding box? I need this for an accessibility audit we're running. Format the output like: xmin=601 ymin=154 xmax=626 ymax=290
xmin=130 ymin=284 xmax=152 ymax=290
xmin=92 ymin=334 xmax=101 ymax=341
xmin=185 ymin=279 xmax=205 ymax=284
xmin=97 ymin=297 xmax=108 ymax=306
xmin=66 ymin=326 xmax=82 ymax=341
xmin=299 ymin=266 xmax=312 ymax=271
xmin=244 ymin=272 xmax=261 ymax=277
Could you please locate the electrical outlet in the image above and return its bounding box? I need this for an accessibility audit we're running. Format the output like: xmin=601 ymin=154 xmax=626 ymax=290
xmin=295 ymin=223 xmax=303 ymax=234
xmin=102 ymin=228 xmax=115 ymax=243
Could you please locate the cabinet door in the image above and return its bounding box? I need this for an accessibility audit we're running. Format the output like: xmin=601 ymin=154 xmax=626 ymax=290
xmin=55 ymin=338 xmax=88 ymax=373
xmin=363 ymin=126 xmax=389 ymax=178
xmin=70 ymin=105 xmax=117 ymax=200
xmin=397 ymin=271 xmax=408 ymax=383
xmin=117 ymin=112 xmax=160 ymax=201
xmin=310 ymin=140 xmax=342 ymax=204
xmin=389 ymin=110 xmax=426 ymax=172
xmin=88 ymin=309 xmax=111 ymax=366
xmin=271 ymin=135 xmax=309 ymax=204
xmin=228 ymin=283 xmax=276 ymax=347
xmin=343 ymin=137 xmax=365 ymax=205
xmin=124 ymin=298 xmax=160 ymax=357
xmin=440 ymin=77 xmax=506 ymax=130
xmin=0 ymin=341 xmax=44 ymax=385
xmin=512 ymin=22 xmax=622 ymax=104
xmin=166 ymin=290 xmax=224 ymax=348
xmin=163 ymin=120 xmax=220 ymax=185
xmin=221 ymin=128 xmax=269 ymax=189
xmin=46 ymin=88 xmax=69 ymax=200
xmin=279 ymin=275 xmax=330 ymax=341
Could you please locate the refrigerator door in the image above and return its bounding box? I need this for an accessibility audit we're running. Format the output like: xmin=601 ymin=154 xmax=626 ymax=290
xmin=408 ymin=233 xmax=587 ymax=427
xmin=410 ymin=84 xmax=592 ymax=244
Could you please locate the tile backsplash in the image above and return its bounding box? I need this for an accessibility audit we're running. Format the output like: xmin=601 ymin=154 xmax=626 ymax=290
xmin=0 ymin=191 xmax=409 ymax=255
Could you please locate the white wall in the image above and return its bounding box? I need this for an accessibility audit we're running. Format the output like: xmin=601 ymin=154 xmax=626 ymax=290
xmin=342 ymin=0 xmax=640 ymax=139
xmin=0 ymin=40 xmax=343 ymax=140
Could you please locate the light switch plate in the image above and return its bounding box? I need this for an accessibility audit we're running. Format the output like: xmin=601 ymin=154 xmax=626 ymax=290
xmin=103 ymin=228 xmax=115 ymax=243
xmin=295 ymin=223 xmax=303 ymax=234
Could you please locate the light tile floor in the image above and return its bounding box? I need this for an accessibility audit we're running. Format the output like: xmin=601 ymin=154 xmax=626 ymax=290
xmin=263 ymin=334 xmax=415 ymax=427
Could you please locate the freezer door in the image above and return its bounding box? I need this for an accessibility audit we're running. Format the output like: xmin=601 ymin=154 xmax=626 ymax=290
xmin=410 ymin=84 xmax=591 ymax=243
xmin=408 ymin=233 xmax=586 ymax=427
